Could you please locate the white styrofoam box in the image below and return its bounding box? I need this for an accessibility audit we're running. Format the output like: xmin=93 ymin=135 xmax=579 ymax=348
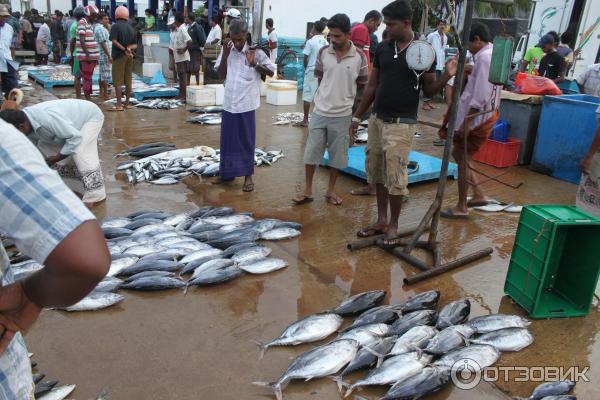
xmin=143 ymin=63 xmax=162 ymax=77
xmin=189 ymin=72 xmax=204 ymax=86
xmin=266 ymin=81 xmax=297 ymax=106
xmin=187 ymin=86 xmax=216 ymax=107
xmin=144 ymin=55 xmax=154 ymax=64
xmin=204 ymin=84 xmax=224 ymax=106
xmin=142 ymin=33 xmax=160 ymax=46
xmin=260 ymin=75 xmax=277 ymax=97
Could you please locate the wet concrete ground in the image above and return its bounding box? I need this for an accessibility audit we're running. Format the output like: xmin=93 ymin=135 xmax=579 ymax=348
xmin=23 ymin=84 xmax=598 ymax=400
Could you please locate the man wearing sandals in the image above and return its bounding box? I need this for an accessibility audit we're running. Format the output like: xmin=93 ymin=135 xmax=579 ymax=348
xmin=109 ymin=6 xmax=137 ymax=111
xmin=352 ymin=0 xmax=455 ymax=245
xmin=293 ymin=13 xmax=368 ymax=206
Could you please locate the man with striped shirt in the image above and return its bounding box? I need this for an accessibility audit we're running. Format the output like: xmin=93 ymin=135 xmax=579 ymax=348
xmin=76 ymin=5 xmax=100 ymax=100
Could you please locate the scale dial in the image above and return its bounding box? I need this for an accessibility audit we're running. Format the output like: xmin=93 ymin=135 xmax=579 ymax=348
xmin=406 ymin=40 xmax=436 ymax=71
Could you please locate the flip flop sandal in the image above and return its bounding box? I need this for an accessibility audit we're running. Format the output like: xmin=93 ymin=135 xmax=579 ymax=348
xmin=433 ymin=139 xmax=446 ymax=146
xmin=466 ymin=200 xmax=490 ymax=207
xmin=325 ymin=195 xmax=342 ymax=206
xmin=407 ymin=161 xmax=419 ymax=175
xmin=106 ymin=107 xmax=124 ymax=112
xmin=440 ymin=208 xmax=469 ymax=219
xmin=357 ymin=227 xmax=385 ymax=238
xmin=242 ymin=183 xmax=254 ymax=192
xmin=292 ymin=195 xmax=314 ymax=205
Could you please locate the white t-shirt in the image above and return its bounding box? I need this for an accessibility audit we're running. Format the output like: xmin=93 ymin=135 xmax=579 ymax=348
xmin=268 ymin=29 xmax=278 ymax=62
xmin=427 ymin=31 xmax=448 ymax=71
xmin=171 ymin=25 xmax=191 ymax=63
xmin=302 ymin=34 xmax=327 ymax=70
xmin=206 ymin=24 xmax=222 ymax=45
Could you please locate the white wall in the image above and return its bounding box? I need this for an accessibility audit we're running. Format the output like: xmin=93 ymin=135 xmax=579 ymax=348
xmin=260 ymin=0 xmax=392 ymax=39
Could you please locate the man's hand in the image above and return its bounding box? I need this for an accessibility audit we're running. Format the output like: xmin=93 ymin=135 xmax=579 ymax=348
xmin=0 ymin=282 xmax=41 ymax=356
xmin=445 ymin=57 xmax=458 ymax=77
xmin=45 ymin=154 xmax=63 ymax=166
xmin=350 ymin=118 xmax=359 ymax=146
xmin=246 ymin=49 xmax=256 ymax=66
xmin=177 ymin=47 xmax=187 ymax=55
xmin=108 ymin=56 xmax=113 ymax=64
xmin=582 ymin=155 xmax=593 ymax=175
xmin=223 ymin=38 xmax=232 ymax=56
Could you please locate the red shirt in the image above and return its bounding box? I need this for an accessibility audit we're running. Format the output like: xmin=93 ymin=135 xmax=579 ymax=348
xmin=351 ymin=23 xmax=370 ymax=64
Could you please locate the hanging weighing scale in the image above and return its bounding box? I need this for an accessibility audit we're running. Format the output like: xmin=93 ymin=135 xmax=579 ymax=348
xmin=405 ymin=40 xmax=436 ymax=90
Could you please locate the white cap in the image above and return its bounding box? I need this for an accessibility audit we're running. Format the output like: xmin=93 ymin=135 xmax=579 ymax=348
xmin=167 ymin=16 xmax=175 ymax=25
xmin=226 ymin=8 xmax=241 ymax=18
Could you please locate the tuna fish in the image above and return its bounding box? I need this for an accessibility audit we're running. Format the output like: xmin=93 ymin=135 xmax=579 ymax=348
xmin=389 ymin=309 xmax=437 ymax=336
xmin=238 ymin=257 xmax=288 ymax=274
xmin=103 ymin=227 xmax=134 ymax=239
xmin=189 ymin=259 xmax=235 ymax=280
xmin=94 ymin=276 xmax=123 ymax=292
xmin=342 ymin=304 xmax=403 ymax=332
xmin=101 ymin=217 xmax=131 ymax=229
xmin=222 ymin=242 xmax=259 ymax=257
xmin=107 ymin=256 xmax=139 ymax=277
xmin=433 ymin=344 xmax=500 ymax=370
xmin=121 ymin=276 xmax=185 ymax=291
xmin=37 ymin=384 xmax=76 ymax=400
xmin=468 ymin=314 xmax=531 ymax=334
xmin=527 ymin=380 xmax=576 ymax=400
xmin=338 ymin=336 xmax=397 ymax=377
xmin=205 ymin=214 xmax=255 ymax=226
xmin=122 ymin=244 xmax=166 ymax=257
xmin=344 ymin=351 xmax=429 ymax=397
xmin=381 ymin=366 xmax=451 ymax=400
xmin=180 ymin=248 xmax=223 ymax=264
xmin=332 ymin=290 xmax=386 ymax=316
xmin=436 ymin=299 xmax=471 ymax=329
xmin=207 ymin=229 xmax=261 ymax=249
xmin=124 ymin=218 xmax=163 ymax=230
xmin=231 ymin=245 xmax=272 ymax=264
xmin=338 ymin=324 xmax=390 ymax=347
xmin=388 ymin=325 xmax=438 ymax=356
xmin=401 ymin=290 xmax=441 ymax=314
xmin=179 ymin=255 xmax=226 ymax=275
xmin=186 ymin=264 xmax=242 ymax=287
xmin=253 ymin=339 xmax=359 ymax=400
xmin=188 ymin=222 xmax=222 ymax=234
xmin=471 ymin=327 xmax=534 ymax=352
xmin=119 ymin=259 xmax=182 ymax=276
xmin=124 ymin=270 xmax=176 ymax=282
xmin=252 ymin=313 xmax=343 ymax=359
xmin=424 ymin=325 xmax=474 ymax=355
xmin=260 ymin=228 xmax=301 ymax=241
xmin=62 ymin=292 xmax=124 ymax=312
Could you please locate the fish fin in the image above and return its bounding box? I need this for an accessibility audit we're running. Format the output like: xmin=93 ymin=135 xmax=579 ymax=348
xmin=252 ymin=382 xmax=283 ymax=400
xmin=414 ymin=347 xmax=423 ymax=359
xmin=330 ymin=375 xmax=348 ymax=392
xmin=344 ymin=384 xmax=357 ymax=398
xmin=248 ymin=339 xmax=269 ymax=360
xmin=362 ymin=346 xmax=385 ymax=367
xmin=183 ymin=284 xmax=189 ymax=296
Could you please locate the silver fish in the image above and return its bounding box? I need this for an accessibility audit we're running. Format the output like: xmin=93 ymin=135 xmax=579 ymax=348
xmin=344 ymin=351 xmax=429 ymax=397
xmin=253 ymin=339 xmax=359 ymax=400
xmin=62 ymin=292 xmax=124 ymax=312
xmin=388 ymin=325 xmax=438 ymax=356
xmin=186 ymin=264 xmax=242 ymax=287
xmin=338 ymin=323 xmax=390 ymax=347
xmin=260 ymin=227 xmax=301 ymax=241
xmin=107 ymin=256 xmax=139 ymax=277
xmin=528 ymin=380 xmax=576 ymax=400
xmin=470 ymin=327 xmax=534 ymax=352
xmin=124 ymin=270 xmax=176 ymax=282
xmin=180 ymin=248 xmax=223 ymax=264
xmin=436 ymin=299 xmax=471 ymax=329
xmin=381 ymin=366 xmax=451 ymax=400
xmin=222 ymin=242 xmax=259 ymax=257
xmin=94 ymin=276 xmax=123 ymax=292
xmin=252 ymin=313 xmax=343 ymax=359
xmin=163 ymin=213 xmax=190 ymax=226
xmin=123 ymin=244 xmax=166 ymax=257
xmin=238 ymin=257 xmax=287 ymax=274
xmin=205 ymin=214 xmax=255 ymax=226
xmin=332 ymin=290 xmax=387 ymax=316
xmin=101 ymin=217 xmax=132 ymax=229
xmin=231 ymin=245 xmax=272 ymax=264
xmin=151 ymin=176 xmax=179 ymax=185
xmin=389 ymin=309 xmax=437 ymax=336
xmin=467 ymin=314 xmax=531 ymax=333
xmin=189 ymin=258 xmax=235 ymax=280
xmin=338 ymin=336 xmax=397 ymax=378
xmin=433 ymin=344 xmax=500 ymax=370
xmin=121 ymin=276 xmax=185 ymax=291
xmin=401 ymin=290 xmax=441 ymax=314
xmin=37 ymin=384 xmax=76 ymax=400
xmin=424 ymin=324 xmax=474 ymax=355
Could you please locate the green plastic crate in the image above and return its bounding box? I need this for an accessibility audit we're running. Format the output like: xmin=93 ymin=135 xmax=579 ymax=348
xmin=489 ymin=36 xmax=513 ymax=85
xmin=504 ymin=205 xmax=600 ymax=319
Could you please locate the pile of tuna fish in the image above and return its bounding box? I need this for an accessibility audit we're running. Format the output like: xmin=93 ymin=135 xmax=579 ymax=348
xmin=135 ymin=98 xmax=186 ymax=109
xmin=251 ymin=289 xmax=548 ymax=400
xmin=272 ymin=112 xmax=305 ymax=125
xmin=9 ymin=207 xmax=302 ymax=312
xmin=115 ymin=145 xmax=284 ymax=184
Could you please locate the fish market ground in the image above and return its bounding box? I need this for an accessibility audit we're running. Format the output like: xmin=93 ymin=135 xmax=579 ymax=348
xmin=24 ymin=88 xmax=598 ymax=400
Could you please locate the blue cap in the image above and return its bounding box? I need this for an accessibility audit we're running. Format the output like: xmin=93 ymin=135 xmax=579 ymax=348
xmin=538 ymin=34 xmax=554 ymax=47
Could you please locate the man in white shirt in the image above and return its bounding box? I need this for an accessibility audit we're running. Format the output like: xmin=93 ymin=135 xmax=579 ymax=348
xmin=0 ymin=5 xmax=18 ymax=97
xmin=297 ymin=20 xmax=328 ymax=127
xmin=266 ymin=18 xmax=277 ymax=63
xmin=424 ymin=19 xmax=448 ymax=110
xmin=206 ymin=15 xmax=222 ymax=45
xmin=170 ymin=13 xmax=191 ymax=100
xmin=577 ymin=63 xmax=600 ymax=97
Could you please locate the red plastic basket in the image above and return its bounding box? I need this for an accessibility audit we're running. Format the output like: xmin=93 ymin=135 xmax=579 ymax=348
xmin=473 ymin=138 xmax=521 ymax=168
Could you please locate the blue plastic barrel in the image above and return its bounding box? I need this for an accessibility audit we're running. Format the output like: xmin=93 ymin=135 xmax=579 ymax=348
xmin=531 ymin=95 xmax=600 ymax=184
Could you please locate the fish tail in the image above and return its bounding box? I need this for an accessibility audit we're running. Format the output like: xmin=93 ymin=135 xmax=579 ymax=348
xmin=183 ymin=284 xmax=189 ymax=296
xmin=252 ymin=381 xmax=283 ymax=400
xmin=330 ymin=374 xmax=348 ymax=393
xmin=343 ymin=384 xmax=356 ymax=398
xmin=248 ymin=339 xmax=269 ymax=360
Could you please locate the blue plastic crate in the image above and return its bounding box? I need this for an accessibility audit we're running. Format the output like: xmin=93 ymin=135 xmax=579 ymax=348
xmin=532 ymin=95 xmax=600 ymax=184
xmin=490 ymin=120 xmax=509 ymax=142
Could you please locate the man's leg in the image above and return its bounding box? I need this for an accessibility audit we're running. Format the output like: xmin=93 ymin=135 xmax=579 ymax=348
xmin=449 ymin=145 xmax=469 ymax=215
xmin=324 ymin=116 xmax=350 ymax=206
xmin=301 ymin=101 xmax=310 ymax=125
xmin=293 ymin=114 xmax=325 ymax=203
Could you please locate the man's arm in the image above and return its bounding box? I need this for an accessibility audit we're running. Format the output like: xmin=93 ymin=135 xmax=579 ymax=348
xmin=553 ymin=57 xmax=566 ymax=83
xmin=353 ymin=66 xmax=380 ymax=120
xmin=519 ymin=59 xmax=529 ymax=73
xmin=79 ymin=31 xmax=89 ymax=55
xmin=216 ymin=42 xmax=229 ymax=78
xmin=303 ymin=54 xmax=308 ymax=69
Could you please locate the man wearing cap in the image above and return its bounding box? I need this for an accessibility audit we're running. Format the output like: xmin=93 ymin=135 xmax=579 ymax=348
xmin=109 ymin=6 xmax=137 ymax=111
xmin=0 ymin=5 xmax=18 ymax=98
xmin=76 ymin=5 xmax=100 ymax=100
xmin=223 ymin=8 xmax=241 ymax=38
xmin=538 ymin=33 xmax=565 ymax=83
